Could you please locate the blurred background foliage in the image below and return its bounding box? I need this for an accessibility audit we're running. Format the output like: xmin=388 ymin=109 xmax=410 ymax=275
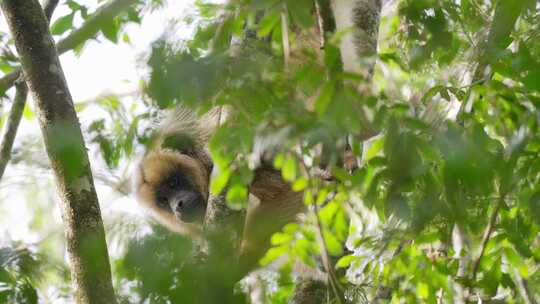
xmin=1 ymin=0 xmax=540 ymax=303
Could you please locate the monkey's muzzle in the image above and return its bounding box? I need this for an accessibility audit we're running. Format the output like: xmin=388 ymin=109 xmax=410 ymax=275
xmin=170 ymin=190 xmax=206 ymax=223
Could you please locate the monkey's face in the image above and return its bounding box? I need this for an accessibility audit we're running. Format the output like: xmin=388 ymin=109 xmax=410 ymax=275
xmin=135 ymin=151 xmax=209 ymax=233
xmin=155 ymin=169 xmax=206 ymax=223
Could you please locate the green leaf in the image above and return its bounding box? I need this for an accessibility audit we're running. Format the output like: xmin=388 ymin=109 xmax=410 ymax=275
xmin=101 ymin=19 xmax=120 ymax=43
xmin=226 ymin=182 xmax=248 ymax=209
xmin=271 ymin=232 xmax=293 ymax=245
xmin=314 ymin=82 xmax=335 ymax=116
xmin=22 ymin=104 xmax=34 ymax=120
xmin=260 ymin=245 xmax=288 ymax=266
xmin=257 ymin=10 xmax=280 ymax=38
xmin=504 ymin=247 xmax=529 ymax=278
xmin=273 ymin=153 xmax=285 ymax=169
xmin=282 ymin=156 xmax=297 ymax=182
xmin=292 ymin=177 xmax=308 ymax=191
xmin=210 ymin=168 xmax=231 ymax=195
xmin=124 ymin=116 xmax=139 ymax=156
xmin=322 ymin=230 xmax=342 ymax=255
xmin=364 ymin=136 xmax=385 ymax=162
xmin=50 ymin=13 xmax=74 ymax=35
xmin=287 ymin=0 xmax=314 ymax=28
xmin=417 ymin=282 xmax=429 ymax=299
xmin=66 ymin=0 xmax=84 ymax=11
xmin=335 ymin=254 xmax=356 ymax=268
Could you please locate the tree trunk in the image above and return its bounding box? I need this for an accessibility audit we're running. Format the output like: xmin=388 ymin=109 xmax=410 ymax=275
xmin=0 ymin=1 xmax=117 ymax=303
xmin=0 ymin=0 xmax=58 ymax=182
xmin=331 ymin=0 xmax=382 ymax=79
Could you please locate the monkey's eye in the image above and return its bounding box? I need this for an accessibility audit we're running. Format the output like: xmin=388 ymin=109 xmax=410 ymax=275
xmin=156 ymin=193 xmax=168 ymax=208
xmin=167 ymin=175 xmax=180 ymax=189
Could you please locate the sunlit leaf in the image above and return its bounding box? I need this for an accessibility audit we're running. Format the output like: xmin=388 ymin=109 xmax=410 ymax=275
xmin=50 ymin=13 xmax=74 ymax=35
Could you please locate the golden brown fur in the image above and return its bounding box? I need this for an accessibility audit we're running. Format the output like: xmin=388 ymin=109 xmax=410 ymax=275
xmin=133 ymin=105 xmax=304 ymax=277
xmin=135 ymin=152 xmax=209 ymax=235
xmin=134 ymin=107 xmax=220 ymax=235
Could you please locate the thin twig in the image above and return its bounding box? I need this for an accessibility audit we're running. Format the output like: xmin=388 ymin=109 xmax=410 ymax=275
xmin=299 ymin=158 xmax=346 ymax=304
xmin=513 ymin=268 xmax=537 ymax=304
xmin=313 ymin=202 xmax=346 ymax=304
xmin=313 ymin=0 xmax=326 ymax=48
xmin=467 ymin=192 xmax=507 ymax=299
xmin=280 ymin=6 xmax=290 ymax=68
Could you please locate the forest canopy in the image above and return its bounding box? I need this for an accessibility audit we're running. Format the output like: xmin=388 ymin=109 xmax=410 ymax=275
xmin=0 ymin=0 xmax=540 ymax=303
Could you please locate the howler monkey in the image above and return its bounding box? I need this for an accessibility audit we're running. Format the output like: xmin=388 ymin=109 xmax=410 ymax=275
xmin=134 ymin=106 xmax=304 ymax=276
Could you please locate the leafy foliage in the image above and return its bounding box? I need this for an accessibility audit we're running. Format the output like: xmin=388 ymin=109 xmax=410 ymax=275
xmin=1 ymin=0 xmax=540 ymax=303
xmin=0 ymin=246 xmax=41 ymax=304
xmin=139 ymin=0 xmax=540 ymax=302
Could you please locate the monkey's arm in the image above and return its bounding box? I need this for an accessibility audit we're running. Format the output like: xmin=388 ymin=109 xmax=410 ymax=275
xmin=236 ymin=166 xmax=304 ymax=278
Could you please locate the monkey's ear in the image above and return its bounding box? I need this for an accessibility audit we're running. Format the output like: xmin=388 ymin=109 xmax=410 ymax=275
xmin=162 ymin=133 xmax=197 ymax=155
xmin=133 ymin=163 xmax=147 ymax=197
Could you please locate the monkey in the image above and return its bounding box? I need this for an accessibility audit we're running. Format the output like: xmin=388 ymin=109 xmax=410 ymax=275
xmin=134 ymin=107 xmax=217 ymax=237
xmin=133 ymin=105 xmax=305 ymax=277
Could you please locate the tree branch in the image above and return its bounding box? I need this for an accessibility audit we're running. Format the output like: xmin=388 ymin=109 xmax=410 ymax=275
xmin=467 ymin=195 xmax=505 ymax=299
xmin=0 ymin=0 xmax=117 ymax=303
xmin=0 ymin=82 xmax=27 ymax=181
xmin=313 ymin=202 xmax=346 ymax=304
xmin=471 ymin=201 xmax=501 ymax=279
xmin=0 ymin=0 xmax=138 ymax=94
xmin=43 ymin=0 xmax=60 ymax=21
xmin=0 ymin=0 xmax=59 ymax=183
xmin=280 ymin=8 xmax=290 ymax=67
xmin=56 ymin=0 xmax=137 ymax=53
xmin=457 ymin=0 xmax=528 ymax=121
xmin=513 ymin=268 xmax=537 ymax=304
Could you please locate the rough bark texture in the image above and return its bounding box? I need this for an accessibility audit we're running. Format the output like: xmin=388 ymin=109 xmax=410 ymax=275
xmin=42 ymin=0 xmax=59 ymax=21
xmin=204 ymin=194 xmax=245 ymax=245
xmin=0 ymin=82 xmax=27 ymax=181
xmin=0 ymin=0 xmax=58 ymax=182
xmin=331 ymin=0 xmax=382 ymax=78
xmin=0 ymin=1 xmax=117 ymax=303
xmin=0 ymin=0 xmax=137 ymax=94
xmin=290 ymin=279 xmax=328 ymax=304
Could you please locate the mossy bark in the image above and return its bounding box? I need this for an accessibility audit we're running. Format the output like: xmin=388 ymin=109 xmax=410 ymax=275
xmin=0 ymin=0 xmax=117 ymax=303
xmin=331 ymin=0 xmax=382 ymax=78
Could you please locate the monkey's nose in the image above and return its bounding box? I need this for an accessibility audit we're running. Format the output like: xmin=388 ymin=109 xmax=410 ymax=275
xmin=175 ymin=200 xmax=184 ymax=212
xmin=172 ymin=191 xmax=205 ymax=223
